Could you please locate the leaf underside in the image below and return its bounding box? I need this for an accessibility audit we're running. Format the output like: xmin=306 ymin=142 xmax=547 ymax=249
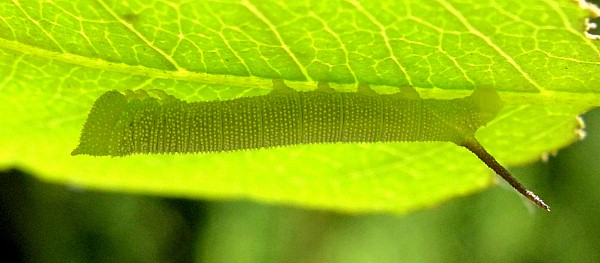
xmin=1 ymin=0 xmax=599 ymax=214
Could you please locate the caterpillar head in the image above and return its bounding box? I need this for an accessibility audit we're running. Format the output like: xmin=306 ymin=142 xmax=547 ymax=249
xmin=71 ymin=91 xmax=129 ymax=156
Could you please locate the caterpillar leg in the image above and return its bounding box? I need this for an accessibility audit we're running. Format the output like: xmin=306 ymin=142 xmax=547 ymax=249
xmin=460 ymin=137 xmax=550 ymax=211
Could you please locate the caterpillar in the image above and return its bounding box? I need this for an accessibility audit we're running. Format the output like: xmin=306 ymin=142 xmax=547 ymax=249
xmin=72 ymin=80 xmax=549 ymax=211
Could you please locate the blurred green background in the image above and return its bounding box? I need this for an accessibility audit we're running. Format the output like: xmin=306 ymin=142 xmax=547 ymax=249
xmin=2 ymin=107 xmax=599 ymax=263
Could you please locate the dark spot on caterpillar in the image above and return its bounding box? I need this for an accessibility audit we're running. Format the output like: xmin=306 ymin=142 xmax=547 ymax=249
xmin=72 ymin=80 xmax=549 ymax=211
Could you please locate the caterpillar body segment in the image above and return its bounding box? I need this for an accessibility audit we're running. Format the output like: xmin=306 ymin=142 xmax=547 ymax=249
xmin=73 ymin=82 xmax=497 ymax=156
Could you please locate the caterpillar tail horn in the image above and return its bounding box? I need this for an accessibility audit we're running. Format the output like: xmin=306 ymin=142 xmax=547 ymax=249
xmin=460 ymin=137 xmax=550 ymax=211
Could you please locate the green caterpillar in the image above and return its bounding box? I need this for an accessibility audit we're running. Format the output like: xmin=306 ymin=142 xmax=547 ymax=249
xmin=72 ymin=80 xmax=549 ymax=211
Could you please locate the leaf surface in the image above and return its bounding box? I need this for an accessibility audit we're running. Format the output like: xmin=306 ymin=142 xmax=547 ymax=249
xmin=1 ymin=0 xmax=598 ymax=214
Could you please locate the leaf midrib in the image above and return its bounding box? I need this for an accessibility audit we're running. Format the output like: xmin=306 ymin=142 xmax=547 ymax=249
xmin=2 ymin=38 xmax=600 ymax=107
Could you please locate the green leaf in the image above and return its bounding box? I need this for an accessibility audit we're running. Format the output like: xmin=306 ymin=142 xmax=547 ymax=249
xmin=1 ymin=0 xmax=598 ymax=214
